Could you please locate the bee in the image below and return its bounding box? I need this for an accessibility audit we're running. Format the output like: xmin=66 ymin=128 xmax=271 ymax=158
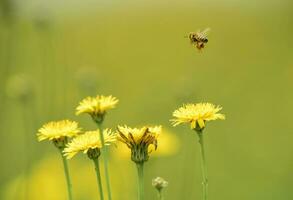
xmin=187 ymin=28 xmax=210 ymax=50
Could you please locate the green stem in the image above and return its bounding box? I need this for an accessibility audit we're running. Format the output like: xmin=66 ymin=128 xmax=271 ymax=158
xmin=197 ymin=131 xmax=208 ymax=200
xmin=96 ymin=122 xmax=112 ymax=200
xmin=59 ymin=150 xmax=73 ymax=200
xmin=136 ymin=163 xmax=144 ymax=200
xmin=93 ymin=158 xmax=105 ymax=200
xmin=157 ymin=190 xmax=163 ymax=200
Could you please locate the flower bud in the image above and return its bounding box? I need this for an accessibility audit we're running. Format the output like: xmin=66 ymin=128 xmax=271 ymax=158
xmin=152 ymin=177 xmax=168 ymax=191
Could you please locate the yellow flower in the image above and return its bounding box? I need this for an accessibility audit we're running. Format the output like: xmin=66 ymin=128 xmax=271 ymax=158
xmin=113 ymin=128 xmax=180 ymax=159
xmin=117 ymin=125 xmax=161 ymax=163
xmin=171 ymin=103 xmax=225 ymax=130
xmin=63 ymin=129 xmax=116 ymax=159
xmin=37 ymin=120 xmax=80 ymax=142
xmin=76 ymin=95 xmax=119 ymax=122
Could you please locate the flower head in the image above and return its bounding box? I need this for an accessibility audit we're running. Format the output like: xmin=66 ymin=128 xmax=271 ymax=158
xmin=63 ymin=129 xmax=116 ymax=159
xmin=152 ymin=177 xmax=168 ymax=191
xmin=76 ymin=95 xmax=118 ymax=122
xmin=113 ymin=129 xmax=180 ymax=159
xmin=171 ymin=103 xmax=225 ymax=131
xmin=37 ymin=120 xmax=81 ymax=148
xmin=117 ymin=125 xmax=161 ymax=163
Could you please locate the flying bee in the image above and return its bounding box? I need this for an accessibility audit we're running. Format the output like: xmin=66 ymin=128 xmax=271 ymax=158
xmin=187 ymin=28 xmax=210 ymax=50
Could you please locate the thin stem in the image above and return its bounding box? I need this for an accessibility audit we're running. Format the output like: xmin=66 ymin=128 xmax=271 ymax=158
xmin=197 ymin=131 xmax=208 ymax=200
xmin=21 ymin=101 xmax=32 ymax=200
xmin=136 ymin=163 xmax=144 ymax=200
xmin=93 ymin=158 xmax=105 ymax=200
xmin=157 ymin=190 xmax=163 ymax=200
xmin=96 ymin=122 xmax=112 ymax=200
xmin=59 ymin=150 xmax=73 ymax=200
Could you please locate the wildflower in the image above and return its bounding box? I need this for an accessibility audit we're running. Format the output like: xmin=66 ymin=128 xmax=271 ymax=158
xmin=117 ymin=125 xmax=161 ymax=164
xmin=37 ymin=120 xmax=81 ymax=149
xmin=171 ymin=102 xmax=225 ymax=131
xmin=76 ymin=95 xmax=118 ymax=123
xmin=171 ymin=103 xmax=225 ymax=200
xmin=117 ymin=125 xmax=161 ymax=200
xmin=37 ymin=120 xmax=81 ymax=200
xmin=76 ymin=95 xmax=118 ymax=200
xmin=64 ymin=129 xmax=116 ymax=200
xmin=113 ymin=128 xmax=180 ymax=159
xmin=152 ymin=177 xmax=168 ymax=200
xmin=152 ymin=177 xmax=168 ymax=191
xmin=64 ymin=129 xmax=116 ymax=160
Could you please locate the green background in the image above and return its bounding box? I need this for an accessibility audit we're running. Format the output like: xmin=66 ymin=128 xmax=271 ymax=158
xmin=0 ymin=0 xmax=293 ymax=199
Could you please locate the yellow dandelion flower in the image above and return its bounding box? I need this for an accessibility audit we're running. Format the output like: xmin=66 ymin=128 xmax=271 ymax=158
xmin=76 ymin=95 xmax=118 ymax=122
xmin=37 ymin=120 xmax=80 ymax=142
xmin=171 ymin=103 xmax=225 ymax=130
xmin=117 ymin=125 xmax=161 ymax=163
xmin=64 ymin=129 xmax=116 ymax=159
xmin=113 ymin=128 xmax=180 ymax=159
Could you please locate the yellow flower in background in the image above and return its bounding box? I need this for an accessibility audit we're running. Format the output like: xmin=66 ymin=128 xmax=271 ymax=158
xmin=64 ymin=129 xmax=116 ymax=159
xmin=76 ymin=95 xmax=119 ymax=122
xmin=37 ymin=120 xmax=81 ymax=142
xmin=2 ymin=154 xmax=136 ymax=200
xmin=171 ymin=103 xmax=225 ymax=130
xmin=117 ymin=125 xmax=161 ymax=163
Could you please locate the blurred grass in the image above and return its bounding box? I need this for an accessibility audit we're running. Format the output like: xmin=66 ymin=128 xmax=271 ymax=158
xmin=0 ymin=0 xmax=293 ymax=199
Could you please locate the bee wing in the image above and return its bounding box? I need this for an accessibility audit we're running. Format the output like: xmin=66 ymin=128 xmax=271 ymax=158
xmin=201 ymin=28 xmax=211 ymax=37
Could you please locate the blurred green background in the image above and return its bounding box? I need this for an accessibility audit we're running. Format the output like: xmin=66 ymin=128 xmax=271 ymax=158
xmin=0 ymin=0 xmax=293 ymax=199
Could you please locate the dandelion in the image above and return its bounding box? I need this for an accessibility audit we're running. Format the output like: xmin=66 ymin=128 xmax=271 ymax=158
xmin=171 ymin=102 xmax=225 ymax=200
xmin=37 ymin=120 xmax=81 ymax=200
xmin=113 ymin=128 xmax=180 ymax=159
xmin=75 ymin=95 xmax=118 ymax=200
xmin=171 ymin=103 xmax=225 ymax=131
xmin=152 ymin=177 xmax=168 ymax=200
xmin=64 ymin=129 xmax=116 ymax=159
xmin=117 ymin=125 xmax=162 ymax=200
xmin=37 ymin=120 xmax=80 ymax=144
xmin=76 ymin=95 xmax=118 ymax=123
xmin=64 ymin=129 xmax=116 ymax=200
xmin=117 ymin=125 xmax=161 ymax=163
